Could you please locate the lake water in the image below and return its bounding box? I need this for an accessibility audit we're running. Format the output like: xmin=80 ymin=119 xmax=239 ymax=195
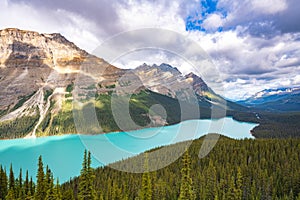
xmin=0 ymin=117 xmax=257 ymax=182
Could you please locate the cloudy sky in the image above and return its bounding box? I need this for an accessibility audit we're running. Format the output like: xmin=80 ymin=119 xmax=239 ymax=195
xmin=1 ymin=0 xmax=300 ymax=100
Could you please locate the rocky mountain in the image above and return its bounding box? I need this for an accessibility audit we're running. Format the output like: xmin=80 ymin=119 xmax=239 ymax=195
xmin=237 ymin=87 xmax=300 ymax=112
xmin=0 ymin=28 xmax=237 ymax=139
xmin=0 ymin=28 xmax=124 ymax=109
xmin=132 ymin=63 xmax=211 ymax=98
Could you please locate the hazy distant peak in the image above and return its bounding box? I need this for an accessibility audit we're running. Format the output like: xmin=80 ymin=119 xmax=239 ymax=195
xmin=251 ymin=87 xmax=300 ymax=100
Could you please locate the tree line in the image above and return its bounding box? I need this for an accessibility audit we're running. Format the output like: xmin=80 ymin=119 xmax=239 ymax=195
xmin=63 ymin=136 xmax=300 ymax=200
xmin=1 ymin=136 xmax=300 ymax=199
xmin=0 ymin=150 xmax=97 ymax=200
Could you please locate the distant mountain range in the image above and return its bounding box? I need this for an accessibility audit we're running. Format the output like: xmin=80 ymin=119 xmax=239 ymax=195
xmin=0 ymin=28 xmax=245 ymax=139
xmin=237 ymin=87 xmax=300 ymax=112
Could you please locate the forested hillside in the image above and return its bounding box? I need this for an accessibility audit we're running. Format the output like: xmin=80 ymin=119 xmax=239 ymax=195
xmin=231 ymin=111 xmax=300 ymax=138
xmin=64 ymin=136 xmax=300 ymax=199
xmin=2 ymin=135 xmax=298 ymax=199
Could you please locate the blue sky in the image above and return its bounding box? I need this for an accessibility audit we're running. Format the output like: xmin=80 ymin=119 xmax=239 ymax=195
xmin=186 ymin=0 xmax=225 ymax=32
xmin=1 ymin=0 xmax=300 ymax=100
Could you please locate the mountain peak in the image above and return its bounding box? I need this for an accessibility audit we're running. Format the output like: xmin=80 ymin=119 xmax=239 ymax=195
xmin=251 ymin=87 xmax=300 ymax=100
xmin=1 ymin=28 xmax=39 ymax=35
xmin=184 ymin=72 xmax=209 ymax=92
xmin=136 ymin=63 xmax=181 ymax=74
xmin=1 ymin=28 xmax=63 ymax=38
xmin=185 ymin=72 xmax=197 ymax=78
xmin=0 ymin=28 xmax=86 ymax=55
xmin=185 ymin=72 xmax=203 ymax=82
xmin=158 ymin=63 xmax=180 ymax=73
xmin=237 ymin=86 xmax=300 ymax=111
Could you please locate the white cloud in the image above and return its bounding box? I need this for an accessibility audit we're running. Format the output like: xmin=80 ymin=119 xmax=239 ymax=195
xmin=116 ymin=1 xmax=186 ymax=33
xmin=251 ymin=0 xmax=288 ymax=14
xmin=217 ymin=0 xmax=289 ymax=36
xmin=1 ymin=0 xmax=300 ymax=100
xmin=188 ymin=26 xmax=300 ymax=99
xmin=202 ymin=13 xmax=224 ymax=31
xmin=0 ymin=0 xmax=100 ymax=52
xmin=293 ymin=75 xmax=300 ymax=85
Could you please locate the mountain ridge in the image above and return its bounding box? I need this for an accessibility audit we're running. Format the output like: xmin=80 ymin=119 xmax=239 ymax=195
xmin=0 ymin=28 xmax=240 ymax=139
xmin=237 ymin=86 xmax=300 ymax=112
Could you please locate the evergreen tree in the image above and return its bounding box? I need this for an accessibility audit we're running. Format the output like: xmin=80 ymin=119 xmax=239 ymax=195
xmin=62 ymin=189 xmax=75 ymax=200
xmin=214 ymin=193 xmax=219 ymax=200
xmin=17 ymin=168 xmax=25 ymax=200
xmin=235 ymin=167 xmax=243 ymax=199
xmin=29 ymin=176 xmax=35 ymax=198
xmin=288 ymin=190 xmax=294 ymax=200
xmin=250 ymin=179 xmax=257 ymax=199
xmin=8 ymin=164 xmax=15 ymax=191
xmin=54 ymin=179 xmax=62 ymax=200
xmin=44 ymin=165 xmax=52 ymax=194
xmin=35 ymin=155 xmax=46 ymax=200
xmin=87 ymin=151 xmax=96 ymax=197
xmin=6 ymin=164 xmax=16 ymax=199
xmin=24 ymin=175 xmax=35 ymax=200
xmin=0 ymin=165 xmax=8 ymax=199
xmin=24 ymin=170 xmax=30 ymax=196
xmin=227 ymin=175 xmax=236 ymax=200
xmin=45 ymin=174 xmax=55 ymax=200
xmin=297 ymin=193 xmax=300 ymax=200
xmin=179 ymin=149 xmax=195 ymax=200
xmin=45 ymin=175 xmax=61 ymax=200
xmin=205 ymin=160 xmax=217 ymax=199
xmin=153 ymin=178 xmax=167 ymax=200
xmin=5 ymin=189 xmax=15 ymax=200
xmin=78 ymin=150 xmax=96 ymax=200
xmin=139 ymin=153 xmax=152 ymax=200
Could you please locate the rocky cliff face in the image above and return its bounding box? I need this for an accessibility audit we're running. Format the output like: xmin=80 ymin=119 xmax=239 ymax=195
xmin=0 ymin=28 xmax=86 ymax=63
xmin=0 ymin=28 xmax=124 ymax=111
xmin=131 ymin=63 xmax=210 ymax=99
xmin=0 ymin=28 xmax=126 ymax=138
xmin=0 ymin=28 xmax=80 ymax=109
xmin=184 ymin=72 xmax=209 ymax=94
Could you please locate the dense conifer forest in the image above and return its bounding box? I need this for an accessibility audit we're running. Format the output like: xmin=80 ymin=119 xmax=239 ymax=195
xmin=1 ymin=135 xmax=300 ymax=199
xmin=231 ymin=111 xmax=300 ymax=138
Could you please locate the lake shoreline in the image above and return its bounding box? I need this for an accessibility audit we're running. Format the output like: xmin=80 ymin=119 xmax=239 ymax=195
xmin=1 ymin=116 xmax=258 ymax=141
xmin=0 ymin=117 xmax=258 ymax=182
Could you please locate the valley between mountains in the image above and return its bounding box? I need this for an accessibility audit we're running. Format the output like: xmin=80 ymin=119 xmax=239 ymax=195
xmin=0 ymin=28 xmax=299 ymax=139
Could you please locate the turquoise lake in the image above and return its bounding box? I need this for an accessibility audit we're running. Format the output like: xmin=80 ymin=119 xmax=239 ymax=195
xmin=0 ymin=117 xmax=257 ymax=182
